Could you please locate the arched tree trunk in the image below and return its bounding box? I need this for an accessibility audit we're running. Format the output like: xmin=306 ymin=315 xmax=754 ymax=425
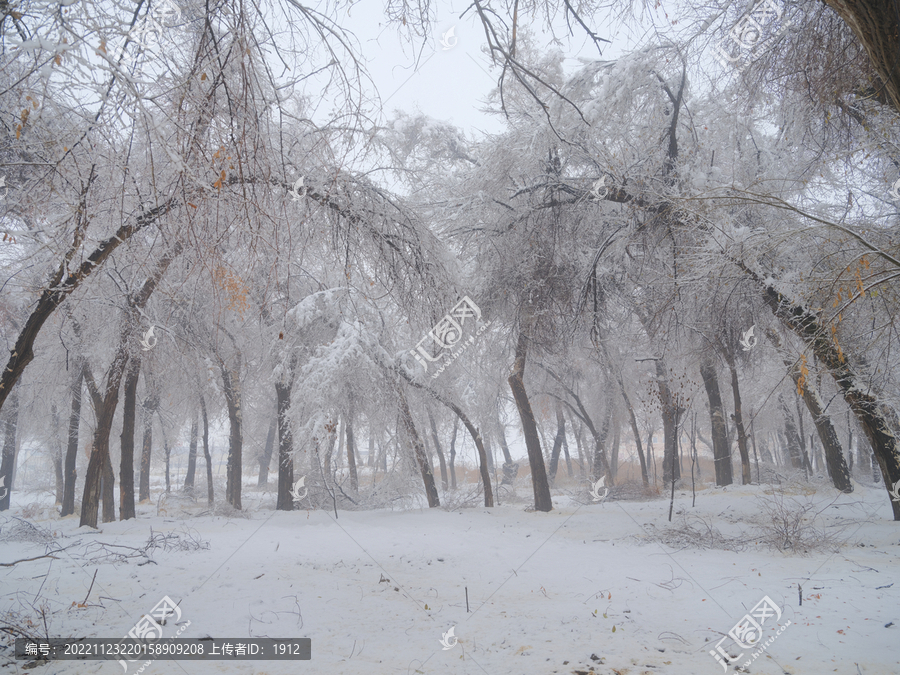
xmin=396 ymin=383 xmax=440 ymax=507
xmin=508 ymin=332 xmax=552 ymax=512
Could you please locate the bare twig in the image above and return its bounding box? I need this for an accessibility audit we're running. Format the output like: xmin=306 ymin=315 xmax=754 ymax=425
xmin=0 ymin=553 xmax=60 ymax=567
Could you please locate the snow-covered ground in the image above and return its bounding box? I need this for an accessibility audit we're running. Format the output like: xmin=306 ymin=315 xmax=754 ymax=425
xmin=1 ymin=477 xmax=898 ymax=675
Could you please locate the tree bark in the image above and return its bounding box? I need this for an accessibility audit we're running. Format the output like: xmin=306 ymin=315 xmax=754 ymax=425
xmin=51 ymin=404 xmax=64 ymax=504
xmin=779 ymin=394 xmax=805 ymax=469
xmin=61 ymin=367 xmax=83 ymax=517
xmin=139 ymin=393 xmax=158 ymax=502
xmin=723 ymin=351 xmax=752 ymax=485
xmin=396 ymin=383 xmax=440 ymax=507
xmin=119 ymin=357 xmax=140 ymax=520
xmin=548 ymin=402 xmax=566 ymax=485
xmin=699 ymin=356 xmax=733 ymax=486
xmin=220 ymin=355 xmax=243 ymax=510
xmin=185 ymin=412 xmax=199 ymax=490
xmin=449 ymin=418 xmax=458 ymax=489
xmin=346 ymin=412 xmax=359 ymax=493
xmin=656 ymin=361 xmax=681 ymax=484
xmin=427 ymin=409 xmax=448 ymax=491
xmin=200 ymin=395 xmax=213 ymax=506
xmin=0 ymin=393 xmax=20 ymax=511
xmin=508 ymin=333 xmax=552 ymax=512
xmin=275 ymin=381 xmax=294 ymax=511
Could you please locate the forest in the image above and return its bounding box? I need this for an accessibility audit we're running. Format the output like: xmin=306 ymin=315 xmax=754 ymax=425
xmin=0 ymin=0 xmax=899 ymax=673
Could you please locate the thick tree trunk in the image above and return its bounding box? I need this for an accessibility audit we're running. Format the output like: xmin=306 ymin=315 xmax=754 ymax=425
xmin=821 ymin=0 xmax=900 ymax=112
xmin=0 ymin=393 xmax=20 ymax=511
xmin=427 ymin=410 xmax=448 ymax=491
xmin=119 ymin=358 xmax=140 ymax=520
xmin=723 ymin=353 xmax=752 ymax=485
xmin=699 ymin=356 xmax=733 ymax=486
xmin=548 ymin=402 xmax=566 ymax=484
xmin=656 ymin=360 xmax=681 ymax=484
xmin=200 ymin=395 xmax=213 ymax=506
xmin=139 ymin=396 xmax=157 ymax=502
xmin=496 ymin=415 xmax=519 ymax=485
xmin=779 ymin=394 xmax=804 ymax=469
xmin=61 ymin=369 xmax=83 ymax=517
xmin=739 ymin=261 xmax=900 ymax=517
xmin=396 ymin=384 xmax=440 ymax=507
xmin=507 ymin=332 xmax=552 ymax=512
xmin=449 ymin=418 xmax=458 ymax=489
xmin=186 ymin=412 xmax=199 ymax=489
xmin=591 ymin=404 xmax=613 ymax=483
xmin=220 ymin=359 xmax=243 ymax=510
xmin=81 ymin=395 xmax=117 ymax=528
xmin=275 ymin=382 xmax=294 ymax=511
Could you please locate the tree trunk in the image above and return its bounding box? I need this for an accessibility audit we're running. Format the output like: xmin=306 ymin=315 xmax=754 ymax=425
xmin=200 ymin=395 xmax=213 ymax=506
xmin=80 ymin=395 xmax=117 ymax=528
xmin=220 ymin=359 xmax=243 ymax=510
xmin=779 ymin=394 xmax=804 ymax=469
xmin=822 ymin=0 xmax=900 ymax=112
xmin=427 ymin=409 xmax=448 ymax=491
xmin=61 ymin=368 xmax=83 ymax=517
xmin=548 ymin=402 xmax=566 ymax=485
xmin=449 ymin=418 xmax=458 ymax=489
xmin=275 ymin=382 xmax=294 ymax=511
xmin=656 ymin=360 xmax=681 ymax=484
xmin=507 ymin=332 xmax=552 ymax=512
xmin=186 ymin=412 xmax=199 ymax=489
xmin=723 ymin=353 xmax=752 ymax=485
xmin=795 ymin=394 xmax=813 ymax=476
xmin=591 ymin=404 xmax=613 ymax=483
xmin=139 ymin=396 xmax=157 ymax=502
xmin=396 ymin=383 xmax=440 ymax=507
xmin=0 ymin=393 xmax=19 ymax=511
xmin=610 ymin=424 xmax=620 ymax=484
xmin=496 ymin=415 xmax=519 ymax=485
xmin=346 ymin=413 xmax=359 ymax=493
xmin=119 ymin=358 xmax=140 ymax=520
xmin=51 ymin=404 xmax=64 ymax=504
xmin=699 ymin=356 xmax=733 ymax=486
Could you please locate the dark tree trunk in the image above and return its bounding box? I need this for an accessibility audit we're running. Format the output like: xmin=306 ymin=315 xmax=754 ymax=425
xmin=200 ymin=395 xmax=213 ymax=506
xmin=779 ymin=394 xmax=804 ymax=469
xmin=610 ymin=424 xmax=620 ymax=484
xmin=275 ymin=382 xmax=294 ymax=511
xmin=548 ymin=402 xmax=566 ymax=485
xmin=657 ymin=361 xmax=681 ymax=484
xmin=101 ymin=451 xmax=116 ymax=523
xmin=449 ymin=418 xmax=458 ymax=489
xmin=496 ymin=415 xmax=519 ymax=485
xmin=220 ymin=359 xmax=242 ymax=510
xmin=61 ymin=368 xmax=83 ymax=517
xmin=723 ymin=353 xmax=752 ymax=485
xmin=163 ymin=430 xmax=171 ymax=493
xmin=396 ymin=384 xmax=440 ymax=507
xmin=51 ymin=404 xmax=64 ymax=504
xmin=699 ymin=356 xmax=733 ymax=486
xmin=0 ymin=393 xmax=20 ymax=511
xmin=346 ymin=412 xmax=358 ymax=493
xmin=81 ymin=394 xmax=117 ymax=528
xmin=119 ymin=358 xmax=140 ymax=520
xmin=427 ymin=410 xmax=448 ymax=491
xmin=590 ymin=404 xmax=613 ymax=483
xmin=508 ymin=332 xmax=552 ymax=512
xmin=186 ymin=412 xmax=199 ymax=489
xmin=139 ymin=395 xmax=157 ymax=502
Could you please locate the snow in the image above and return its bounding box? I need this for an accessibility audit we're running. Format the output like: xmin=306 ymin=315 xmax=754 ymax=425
xmin=2 ymin=479 xmax=898 ymax=674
